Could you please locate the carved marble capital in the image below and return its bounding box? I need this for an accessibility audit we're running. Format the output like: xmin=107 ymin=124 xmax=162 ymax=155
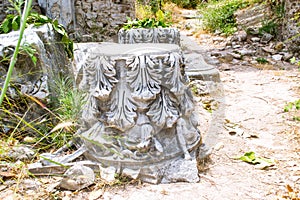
xmin=118 ymin=28 xmax=180 ymax=45
xmin=74 ymin=43 xmax=201 ymax=183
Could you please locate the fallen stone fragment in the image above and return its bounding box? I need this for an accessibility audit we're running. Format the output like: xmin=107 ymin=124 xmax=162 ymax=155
xmin=99 ymin=166 xmax=116 ymax=182
xmin=59 ymin=165 xmax=95 ymax=191
xmin=162 ymin=158 xmax=199 ymax=183
xmin=122 ymin=168 xmax=140 ymax=180
xmin=5 ymin=146 xmax=35 ymax=161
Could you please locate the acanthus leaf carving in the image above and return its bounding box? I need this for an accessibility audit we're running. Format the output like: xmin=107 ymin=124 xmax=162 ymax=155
xmin=106 ymin=83 xmax=137 ymax=131
xmin=127 ymin=55 xmax=162 ymax=101
xmin=146 ymin=89 xmax=179 ymax=128
xmin=85 ymin=55 xmax=118 ymax=100
xmin=180 ymin=89 xmax=195 ymax=115
xmin=164 ymin=52 xmax=185 ymax=95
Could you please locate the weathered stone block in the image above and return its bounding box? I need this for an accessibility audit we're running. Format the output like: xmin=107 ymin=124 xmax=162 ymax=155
xmin=0 ymin=24 xmax=71 ymax=100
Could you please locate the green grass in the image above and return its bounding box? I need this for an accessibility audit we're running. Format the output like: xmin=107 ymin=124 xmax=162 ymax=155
xmin=198 ymin=0 xmax=251 ymax=35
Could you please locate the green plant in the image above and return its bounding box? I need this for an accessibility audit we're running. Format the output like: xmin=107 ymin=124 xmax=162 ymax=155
xmin=33 ymin=77 xmax=86 ymax=150
xmin=258 ymin=19 xmax=278 ymax=36
xmin=0 ymin=9 xmax=73 ymax=58
xmin=256 ymin=57 xmax=268 ymax=64
xmin=290 ymin=57 xmax=300 ymax=69
xmin=136 ymin=3 xmax=153 ymax=19
xmin=123 ymin=10 xmax=172 ymax=30
xmin=0 ymin=0 xmax=33 ymax=107
xmin=167 ymin=0 xmax=201 ymax=9
xmin=284 ymin=99 xmax=300 ymax=122
xmin=284 ymin=99 xmax=300 ymax=112
xmin=51 ymin=77 xmax=86 ymax=122
xmin=198 ymin=0 xmax=250 ymax=35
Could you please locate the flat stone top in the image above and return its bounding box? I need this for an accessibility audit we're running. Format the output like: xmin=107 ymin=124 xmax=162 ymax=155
xmin=75 ymin=42 xmax=181 ymax=57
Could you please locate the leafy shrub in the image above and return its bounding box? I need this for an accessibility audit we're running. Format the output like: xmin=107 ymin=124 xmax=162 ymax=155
xmin=166 ymin=0 xmax=201 ymax=9
xmin=0 ymin=12 xmax=73 ymax=58
xmin=123 ymin=10 xmax=172 ymax=29
xmin=198 ymin=0 xmax=250 ymax=35
xmin=136 ymin=3 xmax=153 ymax=19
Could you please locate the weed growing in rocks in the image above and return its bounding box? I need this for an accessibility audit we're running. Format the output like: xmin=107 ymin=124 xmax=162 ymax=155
xmin=197 ymin=0 xmax=251 ymax=35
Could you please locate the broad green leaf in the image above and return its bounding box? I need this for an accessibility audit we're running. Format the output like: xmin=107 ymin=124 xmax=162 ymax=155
xmin=238 ymin=151 xmax=256 ymax=163
xmin=12 ymin=16 xmax=20 ymax=31
xmin=156 ymin=10 xmax=165 ymax=22
xmin=237 ymin=151 xmax=275 ymax=169
xmin=0 ymin=18 xmax=12 ymax=33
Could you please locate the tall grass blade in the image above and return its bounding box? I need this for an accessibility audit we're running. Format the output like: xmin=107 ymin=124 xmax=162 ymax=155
xmin=0 ymin=0 xmax=33 ymax=106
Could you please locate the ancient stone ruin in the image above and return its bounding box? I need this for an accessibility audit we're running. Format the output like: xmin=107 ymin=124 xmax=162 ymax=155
xmin=0 ymin=0 xmax=298 ymax=186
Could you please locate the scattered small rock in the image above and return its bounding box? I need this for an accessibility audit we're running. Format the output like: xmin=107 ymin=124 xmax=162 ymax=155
xmin=251 ymin=37 xmax=261 ymax=42
xmin=233 ymin=45 xmax=241 ymax=49
xmin=262 ymin=47 xmax=276 ymax=54
xmin=283 ymin=53 xmax=293 ymax=61
xmin=221 ymin=53 xmax=234 ymax=63
xmin=228 ymin=52 xmax=242 ymax=60
xmin=214 ymin=142 xmax=224 ymax=151
xmin=213 ymin=37 xmax=225 ymax=43
xmin=232 ymin=30 xmax=247 ymax=42
xmin=274 ymin=42 xmax=284 ymax=51
xmin=237 ymin=49 xmax=255 ymax=56
xmin=272 ymin=54 xmax=283 ymax=61
xmin=260 ymin=33 xmax=273 ymax=44
xmin=59 ymin=165 xmax=95 ymax=191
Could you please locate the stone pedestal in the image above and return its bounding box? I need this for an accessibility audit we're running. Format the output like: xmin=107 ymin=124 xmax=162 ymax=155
xmin=74 ymin=43 xmax=202 ymax=183
xmin=118 ymin=28 xmax=180 ymax=45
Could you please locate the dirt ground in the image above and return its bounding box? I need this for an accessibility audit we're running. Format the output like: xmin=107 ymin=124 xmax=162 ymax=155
xmin=1 ymin=9 xmax=300 ymax=200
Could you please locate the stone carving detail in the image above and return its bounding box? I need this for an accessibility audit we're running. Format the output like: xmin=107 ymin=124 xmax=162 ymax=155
xmin=118 ymin=28 xmax=181 ymax=45
xmin=75 ymin=43 xmax=201 ymax=183
xmin=127 ymin=55 xmax=162 ymax=100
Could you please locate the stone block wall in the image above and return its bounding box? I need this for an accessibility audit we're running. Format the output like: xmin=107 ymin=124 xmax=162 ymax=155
xmin=74 ymin=0 xmax=135 ymax=42
xmin=0 ymin=0 xmax=134 ymax=42
xmin=37 ymin=0 xmax=135 ymax=42
xmin=283 ymin=0 xmax=300 ymax=53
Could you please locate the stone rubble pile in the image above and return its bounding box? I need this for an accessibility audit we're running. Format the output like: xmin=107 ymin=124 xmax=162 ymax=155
xmin=203 ymin=29 xmax=297 ymax=69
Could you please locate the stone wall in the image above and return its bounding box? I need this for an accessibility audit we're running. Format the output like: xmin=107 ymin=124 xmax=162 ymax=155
xmin=283 ymin=0 xmax=300 ymax=53
xmin=38 ymin=0 xmax=135 ymax=42
xmin=0 ymin=0 xmax=134 ymax=42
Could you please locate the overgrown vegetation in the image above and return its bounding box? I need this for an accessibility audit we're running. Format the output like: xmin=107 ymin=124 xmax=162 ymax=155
xmin=0 ymin=0 xmax=80 ymax=152
xmin=0 ymin=1 xmax=73 ymax=58
xmin=123 ymin=8 xmax=172 ymax=29
xmin=0 ymin=77 xmax=86 ymax=151
xmin=198 ymin=0 xmax=251 ymax=35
